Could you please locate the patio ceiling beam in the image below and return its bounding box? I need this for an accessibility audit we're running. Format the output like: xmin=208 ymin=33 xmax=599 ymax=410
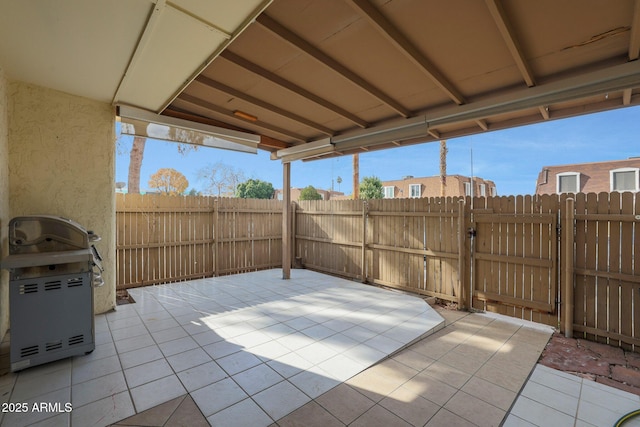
xmin=162 ymin=108 xmax=290 ymax=150
xmin=484 ymin=0 xmax=536 ymax=87
xmin=220 ymin=51 xmax=370 ymax=129
xmin=630 ymin=0 xmax=640 ymax=61
xmin=475 ymin=119 xmax=488 ymax=131
xmin=539 ymin=106 xmax=550 ymax=120
xmin=194 ymin=76 xmax=335 ymax=137
xmin=346 ymin=0 xmax=466 ymax=105
xmin=178 ymin=93 xmax=308 ymax=143
xmin=256 ymin=14 xmax=412 ymax=118
xmin=311 ymin=60 xmax=640 ymax=155
xmin=624 ymin=0 xmax=640 ymax=105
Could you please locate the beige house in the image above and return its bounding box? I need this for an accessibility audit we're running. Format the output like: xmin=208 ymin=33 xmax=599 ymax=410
xmin=382 ymin=175 xmax=497 ymax=199
xmin=274 ymin=188 xmax=345 ymax=201
xmin=536 ymin=158 xmax=640 ymax=195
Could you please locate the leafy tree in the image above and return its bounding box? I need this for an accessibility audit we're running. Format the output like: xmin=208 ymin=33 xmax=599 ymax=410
xmin=299 ymin=185 xmax=323 ymax=200
xmin=236 ymin=179 xmax=275 ymax=199
xmin=198 ymin=162 xmax=245 ymax=196
xmin=148 ymin=168 xmax=189 ymax=195
xmin=359 ymin=176 xmax=384 ymax=200
xmin=187 ymin=188 xmax=202 ymax=196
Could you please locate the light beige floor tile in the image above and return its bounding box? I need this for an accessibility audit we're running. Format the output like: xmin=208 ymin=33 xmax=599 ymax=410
xmin=502 ymin=414 xmax=538 ymax=427
xmin=276 ymin=401 xmax=344 ymax=427
xmin=437 ymin=348 xmax=489 ymax=375
xmin=421 ymin=360 xmax=472 ymax=389
xmin=368 ymin=358 xmax=419 ymax=383
xmin=207 ymin=398 xmax=272 ymax=427
xmin=521 ymin=380 xmax=579 ymax=416
xmin=391 ymin=348 xmax=436 ymax=372
xmin=166 ymin=347 xmax=211 ymax=373
xmin=190 ymin=377 xmax=248 ymax=417
xmin=29 ymin=412 xmax=70 ymax=427
xmin=232 ymin=364 xmax=284 ymax=396
xmin=253 ymin=380 xmax=311 ymax=420
xmin=475 ymin=361 xmax=529 ymax=393
xmin=71 ymin=390 xmax=134 ymax=427
xmin=124 ymin=358 xmax=173 ymax=388
xmin=115 ymin=394 xmax=184 ymax=426
xmin=71 ymin=354 xmax=121 ymax=385
xmin=444 ymin=390 xmax=506 ymax=427
xmin=71 ymin=371 xmax=127 ymax=408
xmin=425 ymin=408 xmax=476 ymax=427
xmin=461 ymin=376 xmax=516 ymax=411
xmin=118 ymin=344 xmax=163 ymax=370
xmin=379 ymin=386 xmax=440 ymax=426
xmin=176 ymin=360 xmax=227 ymax=392
xmin=401 ymin=372 xmax=458 ymax=406
xmin=315 ymin=383 xmax=375 ymax=424
xmin=288 ymin=369 xmax=340 ymax=399
xmin=510 ymin=396 xmax=575 ymax=427
xmin=346 ymin=367 xmax=408 ymax=402
xmin=130 ymin=374 xmax=186 ymax=413
xmin=350 ymin=404 xmax=412 ymax=427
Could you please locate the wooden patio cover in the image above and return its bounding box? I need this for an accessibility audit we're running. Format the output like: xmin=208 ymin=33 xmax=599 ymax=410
xmin=161 ymin=0 xmax=640 ymax=160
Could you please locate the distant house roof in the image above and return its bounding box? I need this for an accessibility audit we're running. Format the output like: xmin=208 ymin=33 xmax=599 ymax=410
xmin=536 ymin=158 xmax=640 ymax=195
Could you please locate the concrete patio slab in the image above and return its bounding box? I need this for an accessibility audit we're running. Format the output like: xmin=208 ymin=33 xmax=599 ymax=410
xmin=0 ymin=269 xmax=443 ymax=426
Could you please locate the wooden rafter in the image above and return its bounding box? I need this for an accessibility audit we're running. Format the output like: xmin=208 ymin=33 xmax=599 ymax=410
xmin=538 ymin=106 xmax=550 ymax=120
xmin=630 ymin=0 xmax=640 ymax=61
xmin=220 ymin=51 xmax=369 ymax=128
xmin=256 ymin=14 xmax=412 ymax=118
xmin=624 ymin=0 xmax=640 ymax=105
xmin=194 ymin=76 xmax=335 ymax=136
xmin=484 ymin=0 xmax=535 ymax=88
xmin=347 ymin=0 xmax=466 ymax=105
xmin=178 ymin=93 xmax=308 ymax=143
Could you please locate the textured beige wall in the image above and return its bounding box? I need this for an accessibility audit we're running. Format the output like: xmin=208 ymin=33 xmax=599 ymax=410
xmin=0 ymin=67 xmax=9 ymax=339
xmin=8 ymin=81 xmax=116 ymax=314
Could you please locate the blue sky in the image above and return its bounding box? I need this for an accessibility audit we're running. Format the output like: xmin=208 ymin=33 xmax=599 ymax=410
xmin=116 ymin=105 xmax=640 ymax=196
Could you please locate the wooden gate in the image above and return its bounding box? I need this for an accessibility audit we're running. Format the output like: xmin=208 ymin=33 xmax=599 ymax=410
xmin=471 ymin=196 xmax=559 ymax=326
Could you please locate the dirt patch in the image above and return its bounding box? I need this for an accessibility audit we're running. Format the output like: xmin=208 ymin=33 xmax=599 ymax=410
xmin=116 ymin=289 xmax=135 ymax=305
xmin=539 ymin=332 xmax=640 ymax=396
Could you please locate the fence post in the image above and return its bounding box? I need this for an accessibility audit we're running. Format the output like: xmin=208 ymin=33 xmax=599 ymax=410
xmin=282 ymin=162 xmax=291 ymax=279
xmin=213 ymin=198 xmax=219 ymax=277
xmin=361 ymin=200 xmax=368 ymax=283
xmin=458 ymin=198 xmax=466 ymax=308
xmin=563 ymin=197 xmax=575 ymax=338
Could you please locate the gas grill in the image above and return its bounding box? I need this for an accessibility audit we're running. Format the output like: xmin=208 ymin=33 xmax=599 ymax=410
xmin=0 ymin=215 xmax=103 ymax=371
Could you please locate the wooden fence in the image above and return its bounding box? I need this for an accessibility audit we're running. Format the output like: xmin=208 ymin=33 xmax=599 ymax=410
xmin=115 ymin=192 xmax=640 ymax=351
xmin=116 ymin=194 xmax=282 ymax=289
xmin=294 ymin=193 xmax=640 ymax=350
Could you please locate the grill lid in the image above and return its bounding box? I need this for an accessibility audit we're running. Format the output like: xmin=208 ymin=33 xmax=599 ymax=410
xmin=8 ymin=215 xmax=91 ymax=254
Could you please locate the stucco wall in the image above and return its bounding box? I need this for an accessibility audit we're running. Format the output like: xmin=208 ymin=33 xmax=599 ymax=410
xmin=7 ymin=81 xmax=116 ymax=315
xmin=0 ymin=66 xmax=9 ymax=340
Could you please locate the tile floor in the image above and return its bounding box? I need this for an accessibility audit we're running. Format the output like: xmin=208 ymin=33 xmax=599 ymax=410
xmin=3 ymin=269 xmax=637 ymax=426
xmin=506 ymin=364 xmax=640 ymax=427
xmin=0 ymin=269 xmax=443 ymax=426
